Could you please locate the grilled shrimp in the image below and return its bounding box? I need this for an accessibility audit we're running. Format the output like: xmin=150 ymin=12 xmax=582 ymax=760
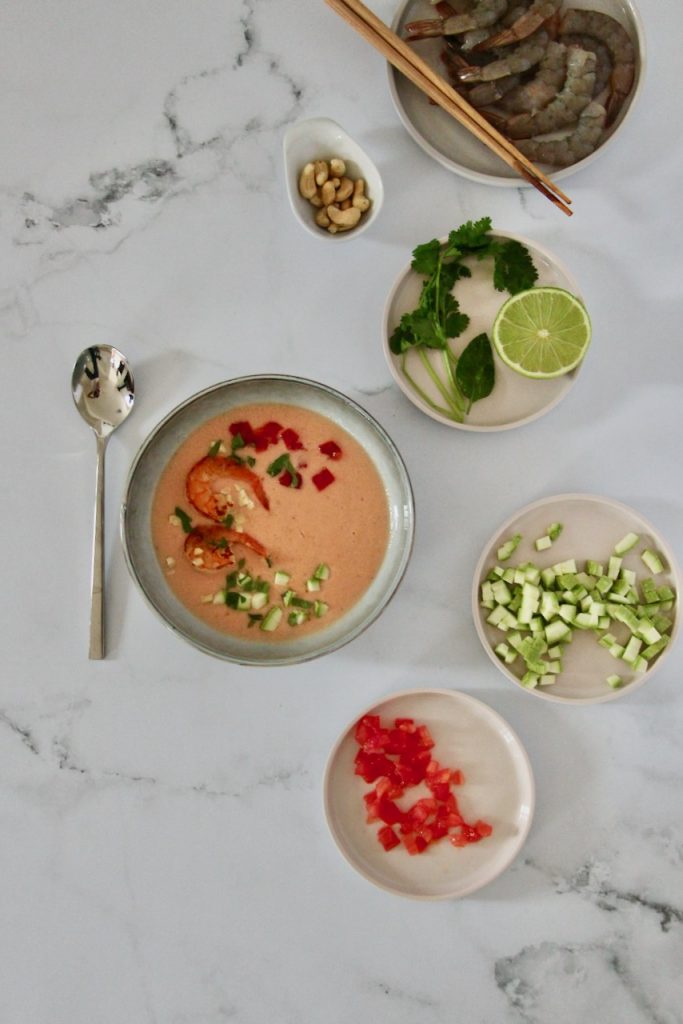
xmin=184 ymin=524 xmax=268 ymax=571
xmin=458 ymin=28 xmax=550 ymax=81
xmin=561 ymin=33 xmax=612 ymax=96
xmin=186 ymin=455 xmax=270 ymax=521
xmin=405 ymin=0 xmax=508 ymax=40
xmin=499 ymin=40 xmax=567 ymax=112
xmin=515 ymin=100 xmax=606 ymax=166
xmin=477 ymin=0 xmax=561 ymax=47
xmin=505 ymin=46 xmax=596 ymax=138
xmin=560 ymin=9 xmax=635 ymax=124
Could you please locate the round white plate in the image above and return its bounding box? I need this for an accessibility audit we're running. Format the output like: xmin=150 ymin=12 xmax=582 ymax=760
xmin=121 ymin=376 xmax=414 ymax=666
xmin=324 ymin=689 xmax=534 ymax=899
xmin=473 ymin=494 xmax=680 ymax=704
xmin=388 ymin=0 xmax=646 ymax=186
xmin=383 ymin=231 xmax=583 ymax=431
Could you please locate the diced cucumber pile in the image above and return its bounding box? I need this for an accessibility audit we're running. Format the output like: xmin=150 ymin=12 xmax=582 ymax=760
xmin=205 ymin=561 xmax=332 ymax=631
xmin=481 ymin=535 xmax=674 ymax=689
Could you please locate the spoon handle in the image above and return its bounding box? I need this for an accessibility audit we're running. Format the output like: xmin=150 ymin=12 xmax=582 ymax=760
xmin=90 ymin=434 xmax=107 ymax=659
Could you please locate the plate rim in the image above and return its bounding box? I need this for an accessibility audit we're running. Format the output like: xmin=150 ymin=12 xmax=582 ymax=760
xmin=323 ymin=686 xmax=536 ymax=900
xmin=382 ymin=229 xmax=583 ymax=432
xmin=120 ymin=373 xmax=415 ymax=666
xmin=387 ymin=0 xmax=647 ymax=187
xmin=471 ymin=492 xmax=681 ymax=704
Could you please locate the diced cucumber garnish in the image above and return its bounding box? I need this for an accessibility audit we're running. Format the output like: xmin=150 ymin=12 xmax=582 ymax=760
xmin=260 ymin=607 xmax=283 ymax=632
xmin=313 ymin=563 xmax=331 ymax=581
xmin=274 ymin=570 xmax=291 ymax=586
xmin=547 ymin=523 xmax=563 ymax=541
xmin=614 ymin=532 xmax=639 ymax=556
xmin=606 ymin=674 xmax=623 ymax=689
xmin=306 ymin=578 xmax=321 ymax=592
xmin=641 ymin=549 xmax=665 ymax=575
xmin=535 ymin=535 xmax=552 ymax=552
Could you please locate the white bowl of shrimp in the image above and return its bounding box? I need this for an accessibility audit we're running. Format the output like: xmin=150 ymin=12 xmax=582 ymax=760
xmin=388 ymin=0 xmax=646 ymax=184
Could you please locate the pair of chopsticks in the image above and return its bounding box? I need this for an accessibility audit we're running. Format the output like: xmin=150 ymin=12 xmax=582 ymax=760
xmin=324 ymin=0 xmax=573 ymax=216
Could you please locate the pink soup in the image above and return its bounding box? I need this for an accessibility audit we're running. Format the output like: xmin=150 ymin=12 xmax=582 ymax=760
xmin=152 ymin=403 xmax=389 ymax=640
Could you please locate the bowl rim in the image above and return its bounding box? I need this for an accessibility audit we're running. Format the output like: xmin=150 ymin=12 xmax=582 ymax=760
xmin=120 ymin=374 xmax=415 ymax=666
xmin=282 ymin=116 xmax=384 ymax=241
xmin=471 ymin=492 xmax=680 ymax=704
xmin=322 ymin=686 xmax=536 ymax=899
xmin=382 ymin=229 xmax=584 ymax=432
xmin=387 ymin=0 xmax=647 ymax=187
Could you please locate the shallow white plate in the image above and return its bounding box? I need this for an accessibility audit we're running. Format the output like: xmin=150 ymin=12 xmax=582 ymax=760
xmin=388 ymin=0 xmax=646 ymax=186
xmin=282 ymin=117 xmax=384 ymax=241
xmin=324 ymin=688 xmax=534 ymax=899
xmin=472 ymin=494 xmax=680 ymax=703
xmin=383 ymin=231 xmax=583 ymax=431
xmin=121 ymin=376 xmax=414 ymax=666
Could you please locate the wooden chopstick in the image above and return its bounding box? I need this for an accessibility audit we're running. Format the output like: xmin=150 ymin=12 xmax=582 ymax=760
xmin=324 ymin=0 xmax=573 ymax=215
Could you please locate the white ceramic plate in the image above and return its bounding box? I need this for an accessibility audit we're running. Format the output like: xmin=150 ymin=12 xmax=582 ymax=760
xmin=472 ymin=494 xmax=680 ymax=703
xmin=388 ymin=0 xmax=645 ymax=186
xmin=282 ymin=117 xmax=384 ymax=241
xmin=324 ymin=689 xmax=534 ymax=899
xmin=383 ymin=231 xmax=583 ymax=431
xmin=121 ymin=376 xmax=414 ymax=666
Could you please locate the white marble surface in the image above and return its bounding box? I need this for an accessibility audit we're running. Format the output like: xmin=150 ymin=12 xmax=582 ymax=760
xmin=1 ymin=1 xmax=682 ymax=1021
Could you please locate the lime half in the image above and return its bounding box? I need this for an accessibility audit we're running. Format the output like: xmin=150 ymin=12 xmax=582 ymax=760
xmin=492 ymin=287 xmax=591 ymax=379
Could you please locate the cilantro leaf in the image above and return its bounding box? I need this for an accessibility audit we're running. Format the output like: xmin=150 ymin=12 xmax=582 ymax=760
xmin=491 ymin=239 xmax=539 ymax=294
xmin=411 ymin=239 xmax=441 ymax=276
xmin=447 ymin=217 xmax=492 ymax=253
xmin=174 ymin=506 xmax=193 ymax=533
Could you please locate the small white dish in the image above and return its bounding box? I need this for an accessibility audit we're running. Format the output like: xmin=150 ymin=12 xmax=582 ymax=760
xmin=472 ymin=494 xmax=680 ymax=704
xmin=283 ymin=117 xmax=384 ymax=241
xmin=383 ymin=231 xmax=583 ymax=431
xmin=323 ymin=688 xmax=534 ymax=900
xmin=388 ymin=0 xmax=646 ymax=186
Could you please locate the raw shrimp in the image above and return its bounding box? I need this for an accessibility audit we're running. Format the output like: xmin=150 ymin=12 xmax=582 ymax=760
xmin=186 ymin=455 xmax=270 ymax=521
xmin=466 ymin=72 xmax=522 ymax=107
xmin=404 ymin=0 xmax=508 ymax=40
xmin=504 ymin=46 xmax=596 ymax=138
xmin=184 ymin=524 xmax=267 ymax=571
xmin=460 ymin=1 xmax=531 ymax=49
xmin=515 ymin=100 xmax=606 ymax=166
xmin=499 ymin=40 xmax=567 ymax=113
xmin=560 ymin=9 xmax=635 ymax=123
xmin=561 ymin=33 xmax=612 ymax=97
xmin=477 ymin=0 xmax=561 ymax=47
xmin=457 ymin=28 xmax=550 ymax=82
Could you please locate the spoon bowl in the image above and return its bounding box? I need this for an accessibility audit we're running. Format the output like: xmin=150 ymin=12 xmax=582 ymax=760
xmin=72 ymin=345 xmax=135 ymax=658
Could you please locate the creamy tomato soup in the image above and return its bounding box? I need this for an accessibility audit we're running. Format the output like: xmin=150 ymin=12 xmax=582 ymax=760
xmin=152 ymin=403 xmax=389 ymax=639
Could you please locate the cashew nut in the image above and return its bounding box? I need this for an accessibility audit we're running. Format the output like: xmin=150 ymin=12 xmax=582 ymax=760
xmin=315 ymin=208 xmax=331 ymax=228
xmin=329 ymin=158 xmax=346 ymax=177
xmin=314 ymin=160 xmax=329 ymax=186
xmin=335 ymin=177 xmax=354 ymax=203
xmin=320 ymin=180 xmax=337 ymax=207
xmin=340 ymin=199 xmax=351 ymax=211
xmin=309 ymin=193 xmax=323 ymax=208
xmin=298 ymin=163 xmax=317 ymax=200
xmin=352 ymin=177 xmax=370 ymax=212
xmin=327 ymin=204 xmax=361 ymax=229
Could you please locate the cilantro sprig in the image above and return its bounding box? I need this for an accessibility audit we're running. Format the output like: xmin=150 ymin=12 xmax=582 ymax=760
xmin=389 ymin=218 xmax=537 ymax=421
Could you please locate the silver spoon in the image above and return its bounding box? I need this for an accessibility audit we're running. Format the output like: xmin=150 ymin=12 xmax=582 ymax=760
xmin=72 ymin=345 xmax=135 ymax=659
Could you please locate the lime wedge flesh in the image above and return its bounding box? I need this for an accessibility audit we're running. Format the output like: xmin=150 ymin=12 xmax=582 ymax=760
xmin=492 ymin=287 xmax=591 ymax=379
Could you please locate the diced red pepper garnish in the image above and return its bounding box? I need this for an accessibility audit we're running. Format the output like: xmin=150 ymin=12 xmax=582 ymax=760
xmin=312 ymin=468 xmax=335 ymax=491
xmin=228 ymin=419 xmax=283 ymax=452
xmin=319 ymin=440 xmax=342 ymax=460
xmin=352 ymin=712 xmax=492 ymax=855
xmin=377 ymin=826 xmax=400 ymax=851
xmin=278 ymin=470 xmax=302 ymax=489
xmin=229 ymin=420 xmax=256 ymax=445
xmin=281 ymin=428 xmax=304 ymax=451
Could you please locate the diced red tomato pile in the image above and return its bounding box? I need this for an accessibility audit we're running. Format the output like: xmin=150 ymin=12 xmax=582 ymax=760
xmin=353 ymin=714 xmax=493 ymax=855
